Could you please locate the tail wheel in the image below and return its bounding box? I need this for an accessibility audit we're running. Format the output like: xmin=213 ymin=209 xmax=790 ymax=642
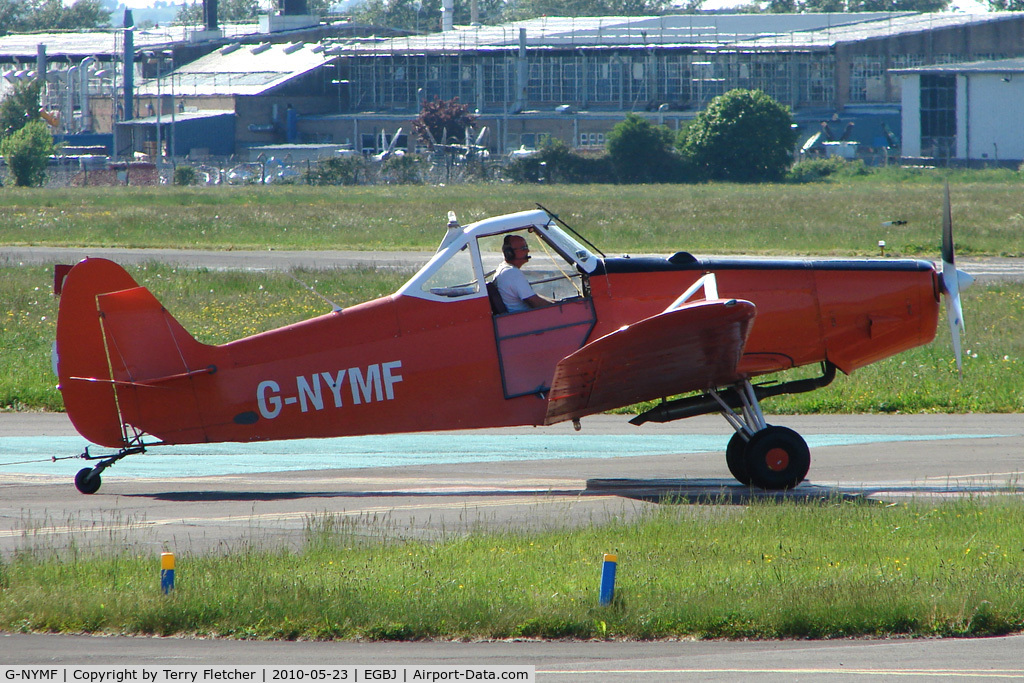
xmin=725 ymin=431 xmax=751 ymax=486
xmin=75 ymin=467 xmax=101 ymax=495
xmin=743 ymin=426 xmax=810 ymax=490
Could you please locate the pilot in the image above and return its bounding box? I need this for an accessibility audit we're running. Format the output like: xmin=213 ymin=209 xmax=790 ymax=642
xmin=493 ymin=234 xmax=553 ymax=313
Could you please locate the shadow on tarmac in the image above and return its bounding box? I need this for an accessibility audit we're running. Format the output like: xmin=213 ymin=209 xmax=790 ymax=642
xmin=587 ymin=477 xmax=1020 ymax=504
xmin=118 ymin=478 xmax=1018 ymax=504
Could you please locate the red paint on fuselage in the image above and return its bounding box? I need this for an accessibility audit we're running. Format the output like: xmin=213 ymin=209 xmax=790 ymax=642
xmin=57 ymin=253 xmax=941 ymax=449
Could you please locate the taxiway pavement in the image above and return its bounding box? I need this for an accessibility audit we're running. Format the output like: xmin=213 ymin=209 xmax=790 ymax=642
xmin=1 ymin=413 xmax=1023 ymax=678
xmin=1 ymin=413 xmax=1020 ymax=557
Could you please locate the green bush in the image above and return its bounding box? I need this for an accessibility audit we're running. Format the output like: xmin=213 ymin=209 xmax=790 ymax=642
xmin=505 ymin=139 xmax=615 ymax=183
xmin=304 ymin=155 xmax=367 ymax=186
xmin=606 ymin=113 xmax=685 ymax=183
xmin=380 ymin=153 xmax=423 ymax=184
xmin=0 ymin=119 xmax=54 ymax=187
xmin=173 ymin=165 xmax=198 ymax=186
xmin=680 ymin=89 xmax=796 ymax=183
xmin=787 ymin=156 xmax=869 ymax=183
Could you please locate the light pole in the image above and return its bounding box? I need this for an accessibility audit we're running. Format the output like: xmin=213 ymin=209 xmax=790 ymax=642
xmin=144 ymin=50 xmax=174 ymax=170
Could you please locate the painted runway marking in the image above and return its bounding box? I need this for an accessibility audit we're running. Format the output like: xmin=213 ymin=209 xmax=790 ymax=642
xmin=0 ymin=432 xmax=1002 ymax=478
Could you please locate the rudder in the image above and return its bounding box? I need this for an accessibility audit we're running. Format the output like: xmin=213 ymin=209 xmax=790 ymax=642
xmin=56 ymin=258 xmax=215 ymax=447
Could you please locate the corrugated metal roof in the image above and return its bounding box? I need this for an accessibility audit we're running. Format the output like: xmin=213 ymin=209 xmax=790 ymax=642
xmin=326 ymin=12 xmax=914 ymax=55
xmin=891 ymin=55 xmax=1024 ymax=74
xmin=0 ymin=24 xmax=266 ymax=59
xmin=136 ymin=41 xmax=330 ymax=96
xmin=119 ymin=109 xmax=235 ymax=125
xmin=735 ymin=12 xmax=1023 ymax=50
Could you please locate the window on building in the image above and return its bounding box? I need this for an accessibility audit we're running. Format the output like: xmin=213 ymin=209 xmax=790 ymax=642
xmin=920 ymin=74 xmax=956 ymax=159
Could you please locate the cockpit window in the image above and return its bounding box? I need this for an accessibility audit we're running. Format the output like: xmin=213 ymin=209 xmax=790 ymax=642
xmin=419 ymin=245 xmax=479 ymax=298
xmin=478 ymin=229 xmax=587 ymax=302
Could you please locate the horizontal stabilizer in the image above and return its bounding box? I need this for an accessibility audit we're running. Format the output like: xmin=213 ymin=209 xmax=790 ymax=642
xmin=544 ymin=299 xmax=755 ymax=424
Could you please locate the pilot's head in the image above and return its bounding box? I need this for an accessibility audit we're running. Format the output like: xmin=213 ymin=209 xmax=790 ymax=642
xmin=502 ymin=234 xmax=531 ymax=267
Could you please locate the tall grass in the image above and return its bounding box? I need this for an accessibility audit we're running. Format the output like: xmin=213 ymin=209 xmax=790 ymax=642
xmin=2 ymin=180 xmax=1024 ymax=255
xmin=2 ymin=497 xmax=1023 ymax=639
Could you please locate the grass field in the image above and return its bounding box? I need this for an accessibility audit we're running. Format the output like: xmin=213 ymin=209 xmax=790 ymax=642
xmin=1 ymin=177 xmax=1024 ymax=256
xmin=2 ymin=498 xmax=1023 ymax=640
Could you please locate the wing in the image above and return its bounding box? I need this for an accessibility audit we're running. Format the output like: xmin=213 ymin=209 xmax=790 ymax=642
xmin=544 ymin=299 xmax=756 ymax=424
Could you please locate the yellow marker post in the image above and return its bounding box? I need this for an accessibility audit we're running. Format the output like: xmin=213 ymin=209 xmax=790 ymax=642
xmin=160 ymin=552 xmax=175 ymax=594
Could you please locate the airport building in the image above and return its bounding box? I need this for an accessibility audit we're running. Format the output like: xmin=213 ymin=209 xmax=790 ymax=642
xmin=3 ymin=6 xmax=1024 ymax=163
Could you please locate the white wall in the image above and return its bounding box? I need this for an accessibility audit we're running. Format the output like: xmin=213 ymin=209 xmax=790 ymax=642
xmin=964 ymin=73 xmax=1024 ymax=162
xmin=899 ymin=74 xmax=921 ymax=158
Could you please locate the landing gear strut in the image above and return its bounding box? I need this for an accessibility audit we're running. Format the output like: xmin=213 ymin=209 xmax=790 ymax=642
xmin=711 ymin=380 xmax=809 ymax=490
xmin=72 ymin=435 xmax=147 ymax=494
xmin=633 ymin=365 xmax=832 ymax=490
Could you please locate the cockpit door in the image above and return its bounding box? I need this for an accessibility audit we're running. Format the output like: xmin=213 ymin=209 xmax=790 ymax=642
xmin=492 ymin=299 xmax=596 ymax=398
xmin=478 ymin=230 xmax=597 ymax=399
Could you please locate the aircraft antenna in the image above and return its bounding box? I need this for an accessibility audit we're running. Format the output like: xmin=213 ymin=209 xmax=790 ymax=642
xmin=536 ymin=203 xmax=605 ymax=258
xmin=287 ymin=272 xmax=343 ymax=313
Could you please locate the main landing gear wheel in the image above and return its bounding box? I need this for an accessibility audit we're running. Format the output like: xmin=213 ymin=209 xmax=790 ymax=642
xmin=743 ymin=426 xmax=810 ymax=490
xmin=75 ymin=467 xmax=101 ymax=494
xmin=725 ymin=432 xmax=751 ymax=486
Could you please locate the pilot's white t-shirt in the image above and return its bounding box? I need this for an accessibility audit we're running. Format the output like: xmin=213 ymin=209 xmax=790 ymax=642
xmin=493 ymin=262 xmax=534 ymax=313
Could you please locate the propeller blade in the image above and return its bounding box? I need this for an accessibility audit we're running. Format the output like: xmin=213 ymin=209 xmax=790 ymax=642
xmin=385 ymin=127 xmax=402 ymax=155
xmin=939 ymin=182 xmax=971 ymax=376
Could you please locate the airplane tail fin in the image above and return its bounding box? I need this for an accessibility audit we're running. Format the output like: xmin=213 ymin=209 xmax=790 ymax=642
xmin=55 ymin=258 xmax=215 ymax=447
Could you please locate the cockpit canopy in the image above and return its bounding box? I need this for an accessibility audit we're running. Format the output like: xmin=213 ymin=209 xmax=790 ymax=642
xmin=398 ymin=209 xmax=598 ymax=305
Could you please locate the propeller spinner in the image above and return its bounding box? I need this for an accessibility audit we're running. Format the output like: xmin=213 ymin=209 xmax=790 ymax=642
xmin=940 ymin=183 xmax=975 ymax=375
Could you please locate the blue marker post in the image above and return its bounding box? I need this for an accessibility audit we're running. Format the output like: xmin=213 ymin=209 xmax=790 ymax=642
xmin=160 ymin=552 xmax=175 ymax=594
xmin=599 ymin=553 xmax=617 ymax=606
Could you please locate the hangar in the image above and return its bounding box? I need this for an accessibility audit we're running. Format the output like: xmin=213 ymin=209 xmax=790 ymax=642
xmin=5 ymin=8 xmax=1024 ymax=162
xmin=895 ymin=56 xmax=1024 ymax=164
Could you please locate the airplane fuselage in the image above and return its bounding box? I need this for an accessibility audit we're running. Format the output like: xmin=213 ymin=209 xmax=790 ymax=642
xmin=109 ymin=255 xmax=938 ymax=446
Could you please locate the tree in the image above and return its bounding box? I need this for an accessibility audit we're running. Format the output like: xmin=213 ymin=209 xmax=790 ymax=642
xmin=605 ymin=113 xmax=683 ymax=183
xmin=412 ymin=97 xmax=477 ymax=148
xmin=174 ymin=0 xmax=262 ymax=24
xmin=501 ymin=0 xmax=675 ymax=21
xmin=0 ymin=0 xmax=110 ymax=34
xmin=175 ymin=0 xmax=339 ymax=24
xmin=351 ymin=0 xmax=505 ymax=32
xmin=988 ymin=0 xmax=1024 ymax=9
xmin=764 ymin=0 xmax=949 ymax=10
xmin=679 ymin=89 xmax=796 ymax=183
xmin=0 ymin=79 xmax=42 ymax=140
xmin=1 ymin=120 xmax=55 ymax=187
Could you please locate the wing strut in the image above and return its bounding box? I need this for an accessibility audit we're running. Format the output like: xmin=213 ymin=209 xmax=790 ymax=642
xmin=631 ymin=361 xmax=837 ymax=425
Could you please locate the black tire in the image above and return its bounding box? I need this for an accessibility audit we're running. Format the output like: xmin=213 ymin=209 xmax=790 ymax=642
xmin=725 ymin=431 xmax=751 ymax=486
xmin=743 ymin=426 xmax=810 ymax=491
xmin=75 ymin=467 xmax=101 ymax=495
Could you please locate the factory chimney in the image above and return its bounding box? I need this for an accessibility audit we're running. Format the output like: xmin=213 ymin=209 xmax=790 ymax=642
xmin=123 ymin=8 xmax=134 ymax=121
xmin=442 ymin=0 xmax=453 ymax=31
xmin=203 ymin=0 xmax=218 ymax=30
xmin=282 ymin=0 xmax=308 ymax=14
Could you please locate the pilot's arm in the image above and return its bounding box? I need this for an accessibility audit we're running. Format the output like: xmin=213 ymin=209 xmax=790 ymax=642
xmin=494 ymin=263 xmax=551 ymax=312
xmin=523 ymin=292 xmax=551 ymax=308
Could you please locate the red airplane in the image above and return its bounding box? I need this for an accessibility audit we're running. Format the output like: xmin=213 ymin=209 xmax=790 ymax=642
xmin=54 ymin=193 xmax=971 ymax=494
